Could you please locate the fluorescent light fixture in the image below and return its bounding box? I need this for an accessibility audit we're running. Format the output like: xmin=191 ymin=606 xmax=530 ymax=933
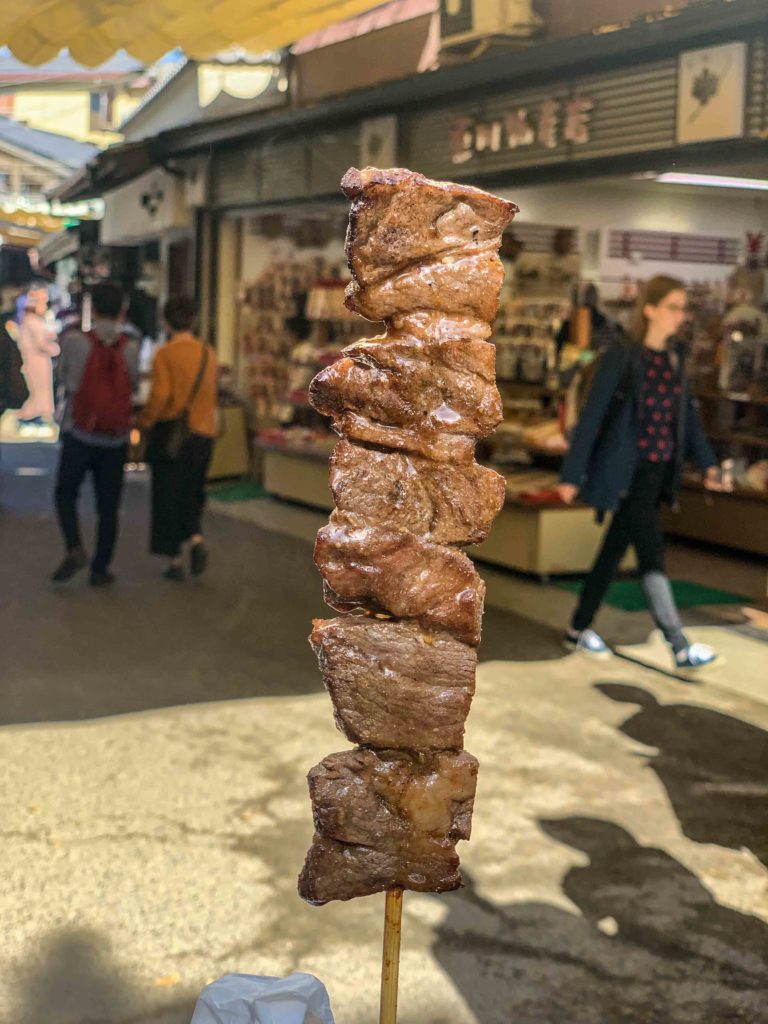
xmin=654 ymin=172 xmax=768 ymax=191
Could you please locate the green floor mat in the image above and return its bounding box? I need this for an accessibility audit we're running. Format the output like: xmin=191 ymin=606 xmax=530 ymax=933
xmin=556 ymin=578 xmax=749 ymax=611
xmin=208 ymin=480 xmax=269 ymax=502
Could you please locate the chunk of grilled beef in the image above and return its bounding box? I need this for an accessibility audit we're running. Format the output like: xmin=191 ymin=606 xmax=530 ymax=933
xmin=345 ymin=250 xmax=505 ymax=324
xmin=328 ymin=412 xmax=477 ymax=463
xmin=298 ymin=833 xmax=462 ymax=905
xmin=393 ymin=311 xmax=492 ymax=344
xmin=310 ymin=616 xmax=477 ymax=749
xmin=341 ymin=167 xmax=517 ymax=287
xmin=314 ymin=517 xmax=485 ymax=645
xmin=329 ymin=440 xmax=505 ymax=545
xmin=308 ymin=748 xmax=477 ymax=844
xmin=309 ymin=335 xmax=502 ymax=441
xmin=298 ymin=745 xmax=478 ymax=904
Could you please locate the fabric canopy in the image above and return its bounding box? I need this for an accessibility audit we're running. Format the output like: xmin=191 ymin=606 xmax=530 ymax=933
xmin=0 ymin=0 xmax=383 ymax=66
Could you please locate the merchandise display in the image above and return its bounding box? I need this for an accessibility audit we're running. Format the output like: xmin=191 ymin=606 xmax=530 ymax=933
xmin=239 ymin=259 xmax=319 ymax=422
xmin=234 ymin=199 xmax=768 ymax=561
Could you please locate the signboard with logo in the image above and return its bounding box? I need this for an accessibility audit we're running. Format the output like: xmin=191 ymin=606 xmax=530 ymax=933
xmin=676 ymin=42 xmax=747 ymax=145
xmin=101 ymin=168 xmax=192 ymax=245
xmin=449 ymin=95 xmax=593 ymax=164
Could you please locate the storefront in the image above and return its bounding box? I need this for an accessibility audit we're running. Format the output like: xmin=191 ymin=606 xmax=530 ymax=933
xmin=181 ymin=3 xmax=768 ymax=568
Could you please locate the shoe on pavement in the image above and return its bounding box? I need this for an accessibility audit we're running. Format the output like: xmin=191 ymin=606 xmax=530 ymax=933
xmin=163 ymin=565 xmax=185 ymax=582
xmin=89 ymin=569 xmax=115 ymax=587
xmin=673 ymin=643 xmax=724 ymax=678
xmin=190 ymin=541 xmax=208 ymax=577
xmin=564 ymin=628 xmax=612 ymax=660
xmin=51 ymin=549 xmax=88 ymax=583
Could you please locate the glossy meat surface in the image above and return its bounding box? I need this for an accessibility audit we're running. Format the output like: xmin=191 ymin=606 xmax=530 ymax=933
xmin=328 ymin=411 xmax=477 ymax=463
xmin=310 ymin=616 xmax=477 ymax=749
xmin=315 ymin=516 xmax=485 ymax=645
xmin=309 ymin=334 xmax=502 ymax=441
xmin=298 ymin=834 xmax=462 ymax=905
xmin=345 ymin=250 xmax=505 ymax=324
xmin=341 ymin=166 xmax=517 ymax=287
xmin=298 ymin=745 xmax=478 ymax=904
xmin=329 ymin=440 xmax=505 ymax=545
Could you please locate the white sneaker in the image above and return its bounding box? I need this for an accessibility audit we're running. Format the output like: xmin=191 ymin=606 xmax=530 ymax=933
xmin=674 ymin=643 xmax=724 ymax=678
xmin=564 ymin=628 xmax=612 ymax=661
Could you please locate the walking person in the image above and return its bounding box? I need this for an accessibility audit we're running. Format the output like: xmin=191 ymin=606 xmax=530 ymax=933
xmin=139 ymin=297 xmax=217 ymax=581
xmin=16 ymin=285 xmax=59 ymax=432
xmin=52 ymin=281 xmax=139 ymax=586
xmin=558 ymin=275 xmax=725 ymax=676
xmin=0 ymin=306 xmax=29 ymax=420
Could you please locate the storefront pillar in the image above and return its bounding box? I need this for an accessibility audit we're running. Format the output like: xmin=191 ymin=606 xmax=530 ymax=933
xmin=214 ymin=216 xmax=241 ymax=370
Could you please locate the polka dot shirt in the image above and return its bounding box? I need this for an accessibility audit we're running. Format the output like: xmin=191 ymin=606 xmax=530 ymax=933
xmin=638 ymin=348 xmax=681 ymax=463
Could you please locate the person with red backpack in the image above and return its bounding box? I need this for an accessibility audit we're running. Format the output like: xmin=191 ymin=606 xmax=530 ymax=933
xmin=52 ymin=281 xmax=139 ymax=586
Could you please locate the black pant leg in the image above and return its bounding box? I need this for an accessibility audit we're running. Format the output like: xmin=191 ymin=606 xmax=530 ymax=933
xmin=150 ymin=459 xmax=182 ymax=557
xmin=90 ymin=445 xmax=126 ymax=572
xmin=178 ymin=436 xmax=214 ymax=542
xmin=54 ymin=434 xmax=91 ymax=553
xmin=572 ymin=502 xmax=634 ymax=632
xmin=626 ymin=464 xmax=686 ymax=651
xmin=625 ymin=468 xmax=667 ymax=576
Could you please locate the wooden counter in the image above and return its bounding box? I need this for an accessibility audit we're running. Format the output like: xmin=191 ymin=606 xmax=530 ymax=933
xmin=261 ymin=446 xmax=633 ymax=578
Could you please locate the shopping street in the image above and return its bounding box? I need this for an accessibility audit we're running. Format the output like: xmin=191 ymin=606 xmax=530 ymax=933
xmin=2 ymin=442 xmax=766 ymax=1024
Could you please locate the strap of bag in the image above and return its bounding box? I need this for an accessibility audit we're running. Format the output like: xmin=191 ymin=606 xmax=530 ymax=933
xmin=183 ymin=344 xmax=209 ymax=414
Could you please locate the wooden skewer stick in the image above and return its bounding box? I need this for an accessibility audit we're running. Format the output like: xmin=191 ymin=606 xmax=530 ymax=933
xmin=379 ymin=888 xmax=404 ymax=1024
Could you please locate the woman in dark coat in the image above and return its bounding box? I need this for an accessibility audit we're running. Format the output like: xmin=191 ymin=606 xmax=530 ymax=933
xmin=558 ymin=275 xmax=725 ymax=676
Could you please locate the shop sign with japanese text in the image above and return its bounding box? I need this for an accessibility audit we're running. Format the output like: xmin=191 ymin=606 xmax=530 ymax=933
xmin=450 ymin=96 xmax=593 ymax=163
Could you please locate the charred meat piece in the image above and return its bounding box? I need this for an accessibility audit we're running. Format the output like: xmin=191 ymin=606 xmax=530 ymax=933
xmin=329 ymin=440 xmax=505 ymax=546
xmin=393 ymin=311 xmax=492 ymax=344
xmin=328 ymin=412 xmax=477 ymax=464
xmin=309 ymin=335 xmax=502 ymax=441
xmin=298 ymin=833 xmax=462 ymax=905
xmin=308 ymin=748 xmax=478 ymax=845
xmin=346 ymin=333 xmax=497 ymax=381
xmin=345 ymin=250 xmax=505 ymax=324
xmin=298 ymin=745 xmax=478 ymax=904
xmin=315 ymin=517 xmax=485 ymax=645
xmin=341 ymin=166 xmax=518 ymax=287
xmin=310 ymin=616 xmax=477 ymax=749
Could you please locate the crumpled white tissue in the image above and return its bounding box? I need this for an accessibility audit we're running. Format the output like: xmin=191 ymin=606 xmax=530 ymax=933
xmin=190 ymin=972 xmax=335 ymax=1024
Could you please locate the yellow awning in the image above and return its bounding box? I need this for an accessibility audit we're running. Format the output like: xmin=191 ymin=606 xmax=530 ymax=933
xmin=0 ymin=0 xmax=383 ymax=67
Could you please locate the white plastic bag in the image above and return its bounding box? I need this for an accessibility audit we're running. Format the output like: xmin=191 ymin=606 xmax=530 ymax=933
xmin=190 ymin=972 xmax=335 ymax=1024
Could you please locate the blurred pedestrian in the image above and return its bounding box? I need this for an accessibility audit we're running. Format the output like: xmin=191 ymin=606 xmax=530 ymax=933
xmin=52 ymin=281 xmax=139 ymax=586
xmin=0 ymin=307 xmax=29 ymax=419
xmin=139 ymin=297 xmax=217 ymax=581
xmin=558 ymin=275 xmax=725 ymax=676
xmin=16 ymin=285 xmax=59 ymax=430
xmin=556 ymin=283 xmax=624 ymax=358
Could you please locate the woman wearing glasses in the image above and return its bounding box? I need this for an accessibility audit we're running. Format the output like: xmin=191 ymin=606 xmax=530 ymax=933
xmin=558 ymin=274 xmax=724 ymax=676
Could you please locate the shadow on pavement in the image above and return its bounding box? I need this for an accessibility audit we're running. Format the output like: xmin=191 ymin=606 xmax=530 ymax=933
xmin=431 ymin=820 xmax=768 ymax=1024
xmin=596 ymin=683 xmax=768 ymax=868
xmin=9 ymin=926 xmax=195 ymax=1024
xmin=1 ymin=443 xmax=563 ymax=724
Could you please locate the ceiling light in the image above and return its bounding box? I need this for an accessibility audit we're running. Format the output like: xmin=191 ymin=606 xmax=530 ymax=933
xmin=654 ymin=172 xmax=768 ymax=190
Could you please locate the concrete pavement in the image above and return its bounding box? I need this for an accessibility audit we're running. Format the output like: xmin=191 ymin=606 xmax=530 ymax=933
xmin=1 ymin=442 xmax=767 ymax=1024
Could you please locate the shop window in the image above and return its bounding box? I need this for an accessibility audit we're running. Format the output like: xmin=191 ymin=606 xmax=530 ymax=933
xmin=0 ymin=94 xmax=14 ymax=116
xmin=20 ymin=179 xmax=44 ymax=200
xmin=89 ymin=89 xmax=114 ymax=131
xmin=511 ymin=222 xmax=580 ymax=254
xmin=0 ymin=170 xmax=11 ymax=194
xmin=609 ymin=229 xmax=740 ymax=266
